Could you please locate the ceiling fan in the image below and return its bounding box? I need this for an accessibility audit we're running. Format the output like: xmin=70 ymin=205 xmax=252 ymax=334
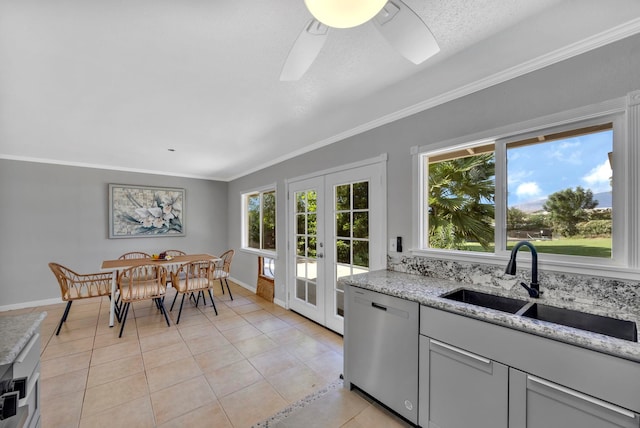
xmin=280 ymin=0 xmax=440 ymax=81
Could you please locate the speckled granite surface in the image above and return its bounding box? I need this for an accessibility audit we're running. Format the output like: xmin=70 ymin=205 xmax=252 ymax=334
xmin=340 ymin=269 xmax=640 ymax=363
xmin=0 ymin=312 xmax=47 ymax=365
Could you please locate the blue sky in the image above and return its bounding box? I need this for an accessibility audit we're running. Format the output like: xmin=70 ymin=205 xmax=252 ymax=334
xmin=506 ymin=130 xmax=613 ymax=208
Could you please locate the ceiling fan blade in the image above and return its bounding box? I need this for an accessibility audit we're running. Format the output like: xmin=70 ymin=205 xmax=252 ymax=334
xmin=372 ymin=0 xmax=440 ymax=64
xmin=280 ymin=19 xmax=329 ymax=81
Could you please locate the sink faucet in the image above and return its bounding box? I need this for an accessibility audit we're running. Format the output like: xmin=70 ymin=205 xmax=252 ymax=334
xmin=505 ymin=241 xmax=541 ymax=298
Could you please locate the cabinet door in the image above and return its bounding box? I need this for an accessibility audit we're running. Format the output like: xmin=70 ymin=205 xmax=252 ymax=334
xmin=419 ymin=337 xmax=508 ymax=428
xmin=509 ymin=368 xmax=640 ymax=428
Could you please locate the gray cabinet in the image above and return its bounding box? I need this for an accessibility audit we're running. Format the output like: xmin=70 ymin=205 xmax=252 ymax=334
xmin=344 ymin=286 xmax=419 ymax=424
xmin=419 ymin=336 xmax=509 ymax=428
xmin=509 ymin=368 xmax=640 ymax=428
xmin=420 ymin=305 xmax=640 ymax=428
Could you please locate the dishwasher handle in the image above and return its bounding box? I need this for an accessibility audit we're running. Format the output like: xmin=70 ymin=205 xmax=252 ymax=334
xmin=371 ymin=302 xmax=388 ymax=311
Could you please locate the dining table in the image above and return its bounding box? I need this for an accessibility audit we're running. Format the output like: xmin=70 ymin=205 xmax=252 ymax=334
xmin=101 ymin=253 xmax=221 ymax=327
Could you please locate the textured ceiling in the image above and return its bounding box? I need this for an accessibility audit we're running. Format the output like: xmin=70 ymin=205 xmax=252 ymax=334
xmin=1 ymin=0 xmax=640 ymax=180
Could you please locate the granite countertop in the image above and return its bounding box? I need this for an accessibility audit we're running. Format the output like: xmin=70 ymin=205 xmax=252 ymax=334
xmin=340 ymin=270 xmax=640 ymax=363
xmin=0 ymin=312 xmax=47 ymax=365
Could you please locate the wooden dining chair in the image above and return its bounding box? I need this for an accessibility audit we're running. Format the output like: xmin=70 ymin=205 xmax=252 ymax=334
xmin=48 ymin=263 xmax=113 ymax=335
xmin=117 ymin=264 xmax=170 ymax=337
xmin=211 ymin=249 xmax=234 ymax=300
xmin=170 ymin=260 xmax=218 ymax=323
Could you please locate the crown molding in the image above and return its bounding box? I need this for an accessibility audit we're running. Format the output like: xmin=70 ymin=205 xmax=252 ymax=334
xmin=229 ymin=17 xmax=640 ymax=181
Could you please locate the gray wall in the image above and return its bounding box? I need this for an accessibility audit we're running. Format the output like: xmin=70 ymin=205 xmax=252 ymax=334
xmin=227 ymin=33 xmax=640 ymax=304
xmin=0 ymin=160 xmax=227 ymax=308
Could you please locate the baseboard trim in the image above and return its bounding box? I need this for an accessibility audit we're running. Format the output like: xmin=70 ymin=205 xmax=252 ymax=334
xmin=0 ymin=297 xmax=62 ymax=312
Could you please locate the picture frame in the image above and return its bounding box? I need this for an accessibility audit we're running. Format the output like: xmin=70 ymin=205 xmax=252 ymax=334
xmin=109 ymin=184 xmax=185 ymax=238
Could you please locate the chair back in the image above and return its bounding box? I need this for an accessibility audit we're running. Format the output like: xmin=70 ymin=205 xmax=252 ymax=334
xmin=171 ymin=260 xmax=212 ymax=293
xmin=164 ymin=250 xmax=186 ymax=257
xmin=118 ymin=265 xmax=167 ymax=302
xmin=48 ymin=262 xmax=112 ymax=301
xmin=118 ymin=251 xmax=151 ymax=260
xmin=218 ymin=249 xmax=234 ymax=273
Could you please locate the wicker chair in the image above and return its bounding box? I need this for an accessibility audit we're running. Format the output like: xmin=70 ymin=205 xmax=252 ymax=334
xmin=211 ymin=249 xmax=234 ymax=300
xmin=117 ymin=264 xmax=170 ymax=337
xmin=170 ymin=260 xmax=218 ymax=323
xmin=118 ymin=251 xmax=151 ymax=260
xmin=48 ymin=263 xmax=113 ymax=335
xmin=163 ymin=250 xmax=186 ymax=257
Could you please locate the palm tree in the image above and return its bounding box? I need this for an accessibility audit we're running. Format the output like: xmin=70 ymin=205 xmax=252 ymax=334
xmin=427 ymin=153 xmax=495 ymax=250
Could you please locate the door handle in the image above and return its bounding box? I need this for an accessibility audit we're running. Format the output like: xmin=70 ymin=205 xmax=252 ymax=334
xmin=371 ymin=302 xmax=388 ymax=311
xmin=317 ymin=253 xmax=324 ymax=258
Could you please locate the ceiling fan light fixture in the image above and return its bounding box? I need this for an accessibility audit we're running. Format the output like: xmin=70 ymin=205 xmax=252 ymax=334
xmin=304 ymin=0 xmax=388 ymax=29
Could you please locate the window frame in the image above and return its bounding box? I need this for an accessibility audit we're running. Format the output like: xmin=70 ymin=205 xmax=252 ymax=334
xmin=412 ymin=93 xmax=640 ymax=280
xmin=241 ymin=184 xmax=277 ymax=258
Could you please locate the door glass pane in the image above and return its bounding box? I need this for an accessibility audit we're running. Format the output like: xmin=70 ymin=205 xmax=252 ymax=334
xmin=305 ymin=261 xmax=317 ymax=280
xmin=308 ymin=283 xmax=317 ymax=305
xmin=296 ymin=278 xmax=306 ymax=300
xmin=308 ymin=237 xmax=317 ymax=257
xmin=308 ymin=213 xmax=317 ymax=235
xmin=336 ymin=212 xmax=351 ymax=237
xmin=353 ymin=212 xmax=368 ymax=239
xmin=297 ymin=214 xmax=305 ymax=235
xmin=296 ymin=192 xmax=306 ymax=212
xmin=307 ymin=190 xmax=317 ymax=212
xmin=353 ymin=182 xmax=368 ymax=209
xmin=336 ymin=264 xmax=351 ymax=280
xmin=336 ymin=290 xmax=344 ymax=317
xmin=336 ymin=184 xmax=351 ymax=210
xmin=296 ymin=236 xmax=305 ymax=256
xmin=353 ymin=241 xmax=369 ymax=268
xmin=337 ymin=239 xmax=351 ymax=264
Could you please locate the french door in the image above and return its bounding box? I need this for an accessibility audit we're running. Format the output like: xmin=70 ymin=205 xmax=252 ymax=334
xmin=287 ymin=162 xmax=385 ymax=334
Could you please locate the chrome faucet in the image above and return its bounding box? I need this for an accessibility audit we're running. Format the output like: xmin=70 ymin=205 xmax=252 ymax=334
xmin=505 ymin=241 xmax=541 ymax=298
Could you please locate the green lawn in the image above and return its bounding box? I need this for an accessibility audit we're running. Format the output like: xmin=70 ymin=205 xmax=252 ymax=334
xmin=465 ymin=237 xmax=612 ymax=258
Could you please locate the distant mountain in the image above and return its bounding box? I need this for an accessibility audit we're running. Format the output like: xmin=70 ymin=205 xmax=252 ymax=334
xmin=512 ymin=191 xmax=612 ymax=212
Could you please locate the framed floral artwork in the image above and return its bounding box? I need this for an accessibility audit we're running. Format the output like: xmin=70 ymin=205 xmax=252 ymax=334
xmin=109 ymin=184 xmax=185 ymax=238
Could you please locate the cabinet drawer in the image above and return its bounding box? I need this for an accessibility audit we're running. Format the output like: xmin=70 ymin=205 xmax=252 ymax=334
xmin=13 ymin=334 xmax=40 ymax=379
xmin=419 ymin=336 xmax=509 ymax=428
xmin=510 ymin=368 xmax=640 ymax=428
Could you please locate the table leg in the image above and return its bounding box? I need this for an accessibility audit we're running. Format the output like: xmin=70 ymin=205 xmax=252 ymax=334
xmin=109 ymin=270 xmax=117 ymax=327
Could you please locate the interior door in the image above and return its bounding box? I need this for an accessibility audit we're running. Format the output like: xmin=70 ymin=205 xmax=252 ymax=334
xmin=288 ymin=162 xmax=386 ymax=334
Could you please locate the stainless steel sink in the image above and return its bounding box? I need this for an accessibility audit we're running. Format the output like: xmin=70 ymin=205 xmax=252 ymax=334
xmin=441 ymin=289 xmax=637 ymax=342
xmin=521 ymin=303 xmax=638 ymax=342
xmin=441 ymin=289 xmax=528 ymax=314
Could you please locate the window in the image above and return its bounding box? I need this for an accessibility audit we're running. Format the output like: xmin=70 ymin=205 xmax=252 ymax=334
xmin=416 ymin=96 xmax=630 ymax=275
xmin=242 ymin=187 xmax=276 ymax=253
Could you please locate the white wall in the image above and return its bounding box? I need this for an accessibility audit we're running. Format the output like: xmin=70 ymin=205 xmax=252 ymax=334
xmin=227 ymin=33 xmax=640 ymax=304
xmin=0 ymin=160 xmax=228 ymax=308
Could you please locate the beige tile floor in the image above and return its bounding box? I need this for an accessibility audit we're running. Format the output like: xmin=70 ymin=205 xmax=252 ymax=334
xmin=2 ymin=281 xmax=410 ymax=427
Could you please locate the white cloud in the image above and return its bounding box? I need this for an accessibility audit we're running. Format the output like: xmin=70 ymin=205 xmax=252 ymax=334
xmin=548 ymin=141 xmax=582 ymax=165
xmin=516 ymin=182 xmax=542 ymax=198
xmin=583 ymin=160 xmax=612 ymax=192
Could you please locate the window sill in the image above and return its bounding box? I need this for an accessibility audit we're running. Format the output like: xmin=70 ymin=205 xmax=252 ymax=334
xmin=240 ymin=247 xmax=278 ymax=259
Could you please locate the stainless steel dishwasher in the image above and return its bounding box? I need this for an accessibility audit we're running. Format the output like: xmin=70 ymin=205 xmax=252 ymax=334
xmin=344 ymin=285 xmax=419 ymax=425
